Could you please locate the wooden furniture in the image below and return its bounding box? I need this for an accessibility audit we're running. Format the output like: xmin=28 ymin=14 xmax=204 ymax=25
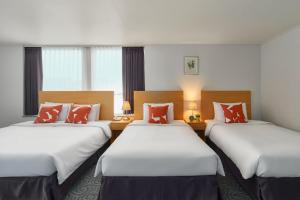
xmin=39 ymin=91 xmax=114 ymax=120
xmin=200 ymin=90 xmax=252 ymax=121
xmin=185 ymin=120 xmax=206 ymax=141
xmin=134 ymin=91 xmax=184 ymax=120
xmin=110 ymin=119 xmax=132 ymax=143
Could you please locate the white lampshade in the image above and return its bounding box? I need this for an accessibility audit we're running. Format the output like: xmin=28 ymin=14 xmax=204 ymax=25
xmin=188 ymin=101 xmax=197 ymax=110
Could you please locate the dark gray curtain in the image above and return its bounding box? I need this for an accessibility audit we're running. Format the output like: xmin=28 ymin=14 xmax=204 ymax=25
xmin=122 ymin=47 xmax=145 ymax=113
xmin=24 ymin=47 xmax=43 ymax=115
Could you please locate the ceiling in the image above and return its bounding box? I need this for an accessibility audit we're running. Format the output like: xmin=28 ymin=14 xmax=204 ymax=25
xmin=0 ymin=0 xmax=300 ymax=45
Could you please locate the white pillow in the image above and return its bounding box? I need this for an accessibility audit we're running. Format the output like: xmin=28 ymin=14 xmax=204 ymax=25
xmin=213 ymin=102 xmax=248 ymax=121
xmin=143 ymin=103 xmax=174 ymax=122
xmin=88 ymin=104 xmax=101 ymax=121
xmin=45 ymin=102 xmax=72 ymax=121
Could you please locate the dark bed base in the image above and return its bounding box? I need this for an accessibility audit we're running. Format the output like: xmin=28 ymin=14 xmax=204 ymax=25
xmin=207 ymin=138 xmax=300 ymax=200
xmin=0 ymin=141 xmax=110 ymax=200
xmin=98 ymin=175 xmax=221 ymax=200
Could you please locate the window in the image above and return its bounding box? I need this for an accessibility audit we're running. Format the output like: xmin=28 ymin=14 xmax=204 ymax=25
xmin=41 ymin=46 xmax=123 ymax=115
xmin=91 ymin=47 xmax=123 ymax=115
xmin=42 ymin=47 xmax=84 ymax=91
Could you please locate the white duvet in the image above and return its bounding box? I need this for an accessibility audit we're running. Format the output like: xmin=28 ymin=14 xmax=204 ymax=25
xmin=0 ymin=121 xmax=111 ymax=184
xmin=206 ymin=120 xmax=300 ymax=179
xmin=95 ymin=120 xmax=224 ymax=177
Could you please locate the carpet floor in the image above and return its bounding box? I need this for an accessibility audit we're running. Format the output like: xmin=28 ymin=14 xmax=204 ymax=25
xmin=65 ymin=165 xmax=252 ymax=200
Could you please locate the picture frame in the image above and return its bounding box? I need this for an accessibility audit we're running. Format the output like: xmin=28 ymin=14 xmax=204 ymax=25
xmin=184 ymin=56 xmax=199 ymax=75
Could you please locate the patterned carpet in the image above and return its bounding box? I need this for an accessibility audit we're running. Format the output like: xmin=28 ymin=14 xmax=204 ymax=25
xmin=65 ymin=165 xmax=252 ymax=200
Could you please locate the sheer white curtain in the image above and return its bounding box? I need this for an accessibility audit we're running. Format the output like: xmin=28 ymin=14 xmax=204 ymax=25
xmin=91 ymin=47 xmax=123 ymax=115
xmin=42 ymin=47 xmax=84 ymax=91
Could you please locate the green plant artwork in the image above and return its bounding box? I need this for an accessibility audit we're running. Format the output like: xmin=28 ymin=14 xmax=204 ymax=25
xmin=187 ymin=60 xmax=195 ymax=69
xmin=184 ymin=56 xmax=199 ymax=75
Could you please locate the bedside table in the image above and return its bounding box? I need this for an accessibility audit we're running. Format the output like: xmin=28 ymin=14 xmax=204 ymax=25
xmin=185 ymin=120 xmax=206 ymax=141
xmin=110 ymin=120 xmax=132 ymax=143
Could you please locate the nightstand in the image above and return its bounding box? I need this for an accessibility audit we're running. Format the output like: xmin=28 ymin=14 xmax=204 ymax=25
xmin=185 ymin=120 xmax=206 ymax=141
xmin=110 ymin=120 xmax=132 ymax=143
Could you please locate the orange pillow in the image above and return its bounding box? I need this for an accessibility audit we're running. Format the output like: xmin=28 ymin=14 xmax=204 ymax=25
xmin=148 ymin=105 xmax=169 ymax=124
xmin=65 ymin=105 xmax=92 ymax=124
xmin=221 ymin=104 xmax=247 ymax=123
xmin=35 ymin=105 xmax=63 ymax=123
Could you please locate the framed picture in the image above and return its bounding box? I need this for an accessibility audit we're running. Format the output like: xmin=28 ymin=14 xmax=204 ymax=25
xmin=184 ymin=56 xmax=199 ymax=75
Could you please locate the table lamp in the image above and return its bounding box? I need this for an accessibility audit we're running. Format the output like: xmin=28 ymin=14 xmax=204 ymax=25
xmin=188 ymin=101 xmax=197 ymax=122
xmin=122 ymin=101 xmax=131 ymax=121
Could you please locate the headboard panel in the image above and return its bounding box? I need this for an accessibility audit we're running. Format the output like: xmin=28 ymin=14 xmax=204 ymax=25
xmin=39 ymin=91 xmax=114 ymax=120
xmin=134 ymin=91 xmax=184 ymax=120
xmin=201 ymin=90 xmax=251 ymax=121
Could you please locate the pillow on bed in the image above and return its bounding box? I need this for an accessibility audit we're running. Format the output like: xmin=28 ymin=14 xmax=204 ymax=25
xmin=88 ymin=104 xmax=100 ymax=121
xmin=45 ymin=102 xmax=72 ymax=121
xmin=148 ymin=105 xmax=169 ymax=124
xmin=213 ymin=102 xmax=248 ymax=121
xmin=221 ymin=104 xmax=247 ymax=123
xmin=72 ymin=104 xmax=101 ymax=121
xmin=34 ymin=104 xmax=63 ymax=123
xmin=143 ymin=103 xmax=174 ymax=121
xmin=65 ymin=105 xmax=92 ymax=124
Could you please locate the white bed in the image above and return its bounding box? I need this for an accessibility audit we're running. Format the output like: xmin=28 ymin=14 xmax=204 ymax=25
xmin=95 ymin=120 xmax=224 ymax=177
xmin=205 ymin=120 xmax=300 ymax=179
xmin=0 ymin=120 xmax=111 ymax=184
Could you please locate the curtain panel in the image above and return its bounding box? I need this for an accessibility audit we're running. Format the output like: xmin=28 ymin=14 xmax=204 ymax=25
xmin=24 ymin=47 xmax=43 ymax=115
xmin=122 ymin=47 xmax=145 ymax=114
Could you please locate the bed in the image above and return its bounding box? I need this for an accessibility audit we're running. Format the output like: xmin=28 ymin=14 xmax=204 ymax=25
xmin=0 ymin=91 xmax=114 ymax=200
xmin=95 ymin=91 xmax=224 ymax=200
xmin=201 ymin=90 xmax=300 ymax=200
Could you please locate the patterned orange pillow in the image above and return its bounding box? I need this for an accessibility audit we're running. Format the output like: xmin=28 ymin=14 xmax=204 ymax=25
xmin=148 ymin=105 xmax=169 ymax=124
xmin=65 ymin=105 xmax=92 ymax=124
xmin=34 ymin=105 xmax=63 ymax=123
xmin=221 ymin=104 xmax=247 ymax=123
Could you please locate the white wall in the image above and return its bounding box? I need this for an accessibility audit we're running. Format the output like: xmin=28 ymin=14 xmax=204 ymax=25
xmin=0 ymin=45 xmax=30 ymax=127
xmin=0 ymin=44 xmax=262 ymax=127
xmin=261 ymin=26 xmax=300 ymax=131
xmin=145 ymin=45 xmax=262 ymax=119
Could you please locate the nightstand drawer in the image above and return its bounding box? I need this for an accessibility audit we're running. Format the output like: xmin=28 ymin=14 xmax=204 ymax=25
xmin=110 ymin=120 xmax=133 ymax=143
xmin=189 ymin=123 xmax=206 ymax=131
xmin=110 ymin=122 xmax=129 ymax=131
xmin=184 ymin=120 xmax=206 ymax=142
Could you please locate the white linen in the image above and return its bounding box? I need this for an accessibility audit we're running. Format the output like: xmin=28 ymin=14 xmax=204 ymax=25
xmin=95 ymin=120 xmax=224 ymax=177
xmin=143 ymin=103 xmax=174 ymax=121
xmin=213 ymin=102 xmax=248 ymax=121
xmin=0 ymin=121 xmax=111 ymax=184
xmin=206 ymin=120 xmax=300 ymax=179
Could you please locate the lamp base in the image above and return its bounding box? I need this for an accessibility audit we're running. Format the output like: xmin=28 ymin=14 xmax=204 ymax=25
xmin=122 ymin=116 xmax=131 ymax=121
xmin=189 ymin=115 xmax=195 ymax=122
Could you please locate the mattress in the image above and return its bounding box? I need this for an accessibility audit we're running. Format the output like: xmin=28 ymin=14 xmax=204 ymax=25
xmin=0 ymin=121 xmax=111 ymax=184
xmin=95 ymin=120 xmax=224 ymax=177
xmin=206 ymin=120 xmax=300 ymax=179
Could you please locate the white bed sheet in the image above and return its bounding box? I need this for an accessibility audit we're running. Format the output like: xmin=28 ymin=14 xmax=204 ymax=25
xmin=95 ymin=120 xmax=224 ymax=177
xmin=206 ymin=120 xmax=300 ymax=179
xmin=0 ymin=121 xmax=111 ymax=184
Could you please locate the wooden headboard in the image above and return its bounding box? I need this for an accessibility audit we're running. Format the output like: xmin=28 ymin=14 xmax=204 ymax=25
xmin=39 ymin=91 xmax=114 ymax=120
xmin=134 ymin=91 xmax=184 ymax=120
xmin=201 ymin=90 xmax=252 ymax=121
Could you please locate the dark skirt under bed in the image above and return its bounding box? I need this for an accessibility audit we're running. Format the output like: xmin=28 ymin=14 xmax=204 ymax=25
xmin=0 ymin=141 xmax=110 ymax=200
xmin=207 ymin=138 xmax=300 ymax=200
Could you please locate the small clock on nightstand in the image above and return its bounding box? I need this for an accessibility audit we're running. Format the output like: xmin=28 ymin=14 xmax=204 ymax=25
xmin=185 ymin=120 xmax=206 ymax=141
